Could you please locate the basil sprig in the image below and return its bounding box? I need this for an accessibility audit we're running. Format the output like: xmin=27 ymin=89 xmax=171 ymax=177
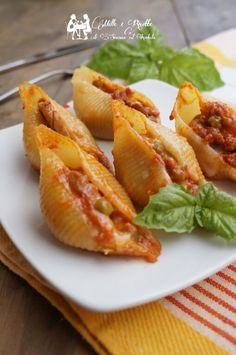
xmin=134 ymin=183 xmax=236 ymax=240
xmin=88 ymin=25 xmax=223 ymax=91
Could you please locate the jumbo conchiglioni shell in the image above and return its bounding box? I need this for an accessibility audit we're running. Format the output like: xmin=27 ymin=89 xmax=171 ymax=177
xmin=35 ymin=125 xmax=135 ymax=220
xmin=112 ymin=101 xmax=171 ymax=207
xmin=72 ymin=66 xmax=159 ymax=139
xmin=37 ymin=128 xmax=160 ymax=261
xmin=19 ymin=82 xmax=111 ymax=171
xmin=171 ymin=82 xmax=236 ymax=180
xmin=39 ymin=97 xmax=112 ymax=171
xmin=113 ymin=100 xmax=205 ymax=206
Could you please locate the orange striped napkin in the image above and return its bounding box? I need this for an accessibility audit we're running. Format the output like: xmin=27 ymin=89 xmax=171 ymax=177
xmin=160 ymin=265 xmax=236 ymax=352
xmin=1 ymin=29 xmax=236 ymax=355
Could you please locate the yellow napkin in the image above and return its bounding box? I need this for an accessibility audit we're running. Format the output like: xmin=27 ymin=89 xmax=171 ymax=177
xmin=1 ymin=29 xmax=236 ymax=355
xmin=194 ymin=28 xmax=236 ymax=68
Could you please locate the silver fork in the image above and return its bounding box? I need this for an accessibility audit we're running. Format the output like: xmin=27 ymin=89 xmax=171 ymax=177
xmin=0 ymin=68 xmax=74 ymax=103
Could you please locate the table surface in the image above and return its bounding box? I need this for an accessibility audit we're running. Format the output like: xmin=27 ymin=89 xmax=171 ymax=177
xmin=0 ymin=0 xmax=236 ymax=354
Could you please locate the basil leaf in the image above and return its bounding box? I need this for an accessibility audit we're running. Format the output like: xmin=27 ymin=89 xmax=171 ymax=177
xmin=134 ymin=184 xmax=196 ymax=233
xmin=137 ymin=26 xmax=165 ymax=52
xmin=195 ymin=182 xmax=236 ymax=239
xmin=128 ymin=58 xmax=159 ymax=83
xmin=159 ymin=48 xmax=224 ymax=91
xmin=88 ymin=26 xmax=223 ymax=91
xmin=151 ymin=46 xmax=175 ymax=62
xmin=137 ymin=26 xmax=175 ymax=61
xmin=88 ymin=40 xmax=144 ymax=79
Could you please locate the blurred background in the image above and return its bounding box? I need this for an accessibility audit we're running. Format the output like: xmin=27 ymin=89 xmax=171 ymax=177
xmin=0 ymin=1 xmax=235 ymax=354
xmin=0 ymin=0 xmax=236 ymax=127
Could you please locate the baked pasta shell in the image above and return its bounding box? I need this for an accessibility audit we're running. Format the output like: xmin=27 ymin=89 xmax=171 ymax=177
xmin=37 ymin=127 xmax=160 ymax=261
xmin=73 ymin=75 xmax=112 ymax=139
xmin=171 ymin=82 xmax=236 ymax=180
xmin=72 ymin=66 xmax=159 ymax=140
xmin=35 ymin=125 xmax=135 ymax=220
xmin=113 ymin=100 xmax=205 ymax=206
xmin=112 ymin=101 xmax=171 ymax=207
xmin=19 ymin=82 xmax=111 ymax=171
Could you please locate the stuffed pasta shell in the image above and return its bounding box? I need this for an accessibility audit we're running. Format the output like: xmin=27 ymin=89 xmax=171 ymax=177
xmin=35 ymin=125 xmax=160 ymax=262
xmin=171 ymin=82 xmax=236 ymax=180
xmin=19 ymin=82 xmax=111 ymax=171
xmin=112 ymin=100 xmax=205 ymax=207
xmin=72 ymin=66 xmax=160 ymax=139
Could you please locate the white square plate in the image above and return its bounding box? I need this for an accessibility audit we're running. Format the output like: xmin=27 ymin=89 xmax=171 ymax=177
xmin=0 ymin=79 xmax=236 ymax=312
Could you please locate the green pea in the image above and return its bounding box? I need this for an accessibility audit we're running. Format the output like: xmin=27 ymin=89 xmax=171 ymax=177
xmin=94 ymin=198 xmax=113 ymax=216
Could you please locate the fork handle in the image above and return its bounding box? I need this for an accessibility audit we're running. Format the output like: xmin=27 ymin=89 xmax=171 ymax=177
xmin=0 ymin=69 xmax=73 ymax=104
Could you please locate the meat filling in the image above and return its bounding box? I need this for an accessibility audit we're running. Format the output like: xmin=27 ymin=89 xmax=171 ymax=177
xmin=38 ymin=100 xmax=69 ymax=135
xmin=38 ymin=100 xmax=112 ymax=172
xmin=68 ymin=170 xmax=142 ymax=243
xmin=190 ymin=101 xmax=236 ymax=168
xmin=151 ymin=140 xmax=199 ymax=195
xmin=93 ymin=79 xmax=159 ymax=121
